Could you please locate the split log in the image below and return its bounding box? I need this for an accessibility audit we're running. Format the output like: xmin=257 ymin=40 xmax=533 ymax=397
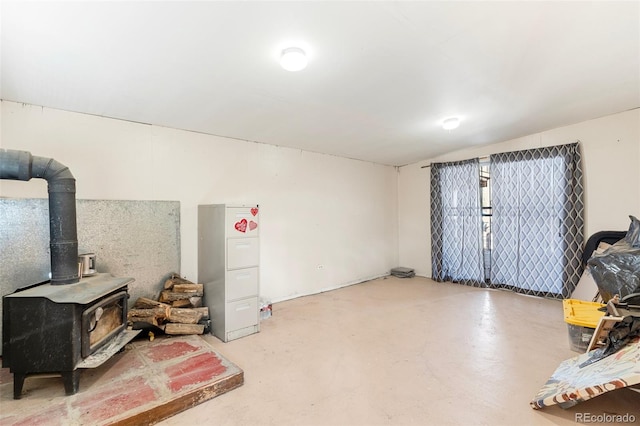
xmin=164 ymin=323 xmax=204 ymax=335
xmin=133 ymin=297 xmax=171 ymax=310
xmin=171 ymin=299 xmax=192 ymax=308
xmin=160 ymin=291 xmax=189 ymax=302
xmin=160 ymin=290 xmax=203 ymax=302
xmin=128 ymin=306 xmax=169 ymax=321
xmin=167 ymin=308 xmax=204 ymax=324
xmin=164 ymin=273 xmax=195 ymax=289
xmin=192 ymin=307 xmax=209 ymax=320
xmin=172 ymin=283 xmax=203 ymax=294
xmin=130 ymin=316 xmax=159 ymax=327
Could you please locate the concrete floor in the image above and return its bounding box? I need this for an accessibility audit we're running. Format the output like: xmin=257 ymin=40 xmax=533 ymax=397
xmin=161 ymin=276 xmax=640 ymax=426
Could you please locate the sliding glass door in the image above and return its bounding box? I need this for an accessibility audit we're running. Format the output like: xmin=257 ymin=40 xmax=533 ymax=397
xmin=430 ymin=143 xmax=584 ymax=299
xmin=489 ymin=143 xmax=584 ymax=298
xmin=430 ymin=159 xmax=484 ymax=286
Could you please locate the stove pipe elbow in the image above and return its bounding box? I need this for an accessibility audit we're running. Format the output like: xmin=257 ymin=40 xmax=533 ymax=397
xmin=0 ymin=149 xmax=79 ymax=285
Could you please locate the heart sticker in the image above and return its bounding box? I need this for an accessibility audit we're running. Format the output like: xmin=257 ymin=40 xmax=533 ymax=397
xmin=251 ymin=208 xmax=259 ymax=216
xmin=234 ymin=218 xmax=247 ymax=233
xmin=249 ymin=220 xmax=258 ymax=231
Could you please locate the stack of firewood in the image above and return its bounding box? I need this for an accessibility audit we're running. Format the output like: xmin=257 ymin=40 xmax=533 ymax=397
xmin=127 ymin=273 xmax=209 ymax=335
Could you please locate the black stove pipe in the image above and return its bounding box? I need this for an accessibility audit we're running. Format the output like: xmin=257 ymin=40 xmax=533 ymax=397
xmin=0 ymin=149 xmax=79 ymax=285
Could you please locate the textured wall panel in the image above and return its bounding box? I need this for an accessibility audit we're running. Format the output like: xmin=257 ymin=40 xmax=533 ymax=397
xmin=0 ymin=198 xmax=181 ymax=352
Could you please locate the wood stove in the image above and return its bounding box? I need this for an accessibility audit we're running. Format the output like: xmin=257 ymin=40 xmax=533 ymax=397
xmin=2 ymin=273 xmax=138 ymax=399
xmin=0 ymin=149 xmax=141 ymax=399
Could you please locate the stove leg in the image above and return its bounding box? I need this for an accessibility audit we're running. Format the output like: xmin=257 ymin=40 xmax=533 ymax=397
xmin=13 ymin=373 xmax=26 ymax=399
xmin=62 ymin=369 xmax=80 ymax=395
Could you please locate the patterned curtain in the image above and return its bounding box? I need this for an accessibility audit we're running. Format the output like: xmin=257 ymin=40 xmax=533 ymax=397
xmin=430 ymin=159 xmax=484 ymax=286
xmin=489 ymin=142 xmax=584 ymax=299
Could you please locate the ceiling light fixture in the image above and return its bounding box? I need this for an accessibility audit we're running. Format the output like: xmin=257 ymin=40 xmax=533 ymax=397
xmin=280 ymin=47 xmax=308 ymax=72
xmin=442 ymin=117 xmax=460 ymax=130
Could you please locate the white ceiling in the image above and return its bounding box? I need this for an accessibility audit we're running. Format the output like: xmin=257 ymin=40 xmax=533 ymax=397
xmin=1 ymin=1 xmax=639 ymax=166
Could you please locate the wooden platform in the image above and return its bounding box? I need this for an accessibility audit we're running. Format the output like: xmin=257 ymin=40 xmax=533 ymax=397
xmin=0 ymin=335 xmax=243 ymax=425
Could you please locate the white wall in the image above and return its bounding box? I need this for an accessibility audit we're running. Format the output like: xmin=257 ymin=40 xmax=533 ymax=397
xmin=0 ymin=101 xmax=399 ymax=302
xmin=398 ymin=108 xmax=640 ymax=278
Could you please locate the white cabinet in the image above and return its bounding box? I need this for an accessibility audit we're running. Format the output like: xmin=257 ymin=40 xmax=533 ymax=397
xmin=198 ymin=204 xmax=260 ymax=342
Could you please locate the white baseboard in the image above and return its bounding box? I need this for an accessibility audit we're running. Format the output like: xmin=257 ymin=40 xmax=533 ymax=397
xmin=270 ymin=272 xmax=391 ymax=304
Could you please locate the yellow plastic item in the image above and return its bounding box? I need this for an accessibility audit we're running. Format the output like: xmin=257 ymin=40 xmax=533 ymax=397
xmin=563 ymin=299 xmax=606 ymax=328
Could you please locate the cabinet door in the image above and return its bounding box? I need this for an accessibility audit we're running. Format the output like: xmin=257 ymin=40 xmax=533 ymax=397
xmin=226 ymin=267 xmax=259 ymax=301
xmin=226 ymin=298 xmax=259 ymax=331
xmin=226 ymin=207 xmax=259 ymax=237
xmin=227 ymin=237 xmax=259 ymax=269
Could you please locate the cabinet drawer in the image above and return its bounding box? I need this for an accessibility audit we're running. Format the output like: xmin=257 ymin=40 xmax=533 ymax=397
xmin=226 ymin=298 xmax=258 ymax=332
xmin=226 ymin=207 xmax=259 ymax=237
xmin=227 ymin=268 xmax=258 ymax=301
xmin=227 ymin=237 xmax=259 ymax=269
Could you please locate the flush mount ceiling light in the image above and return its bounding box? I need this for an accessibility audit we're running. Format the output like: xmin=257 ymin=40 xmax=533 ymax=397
xmin=280 ymin=47 xmax=308 ymax=72
xmin=442 ymin=117 xmax=460 ymax=130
